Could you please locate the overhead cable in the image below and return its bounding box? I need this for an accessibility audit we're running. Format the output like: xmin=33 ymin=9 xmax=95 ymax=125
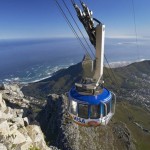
xmin=54 ymin=0 xmax=92 ymax=59
xmin=104 ymin=55 xmax=120 ymax=88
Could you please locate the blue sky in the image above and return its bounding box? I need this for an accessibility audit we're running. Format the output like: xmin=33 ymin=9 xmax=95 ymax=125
xmin=0 ymin=0 xmax=150 ymax=39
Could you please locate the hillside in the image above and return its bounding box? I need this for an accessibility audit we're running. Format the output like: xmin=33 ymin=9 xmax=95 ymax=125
xmin=22 ymin=62 xmax=83 ymax=98
xmin=22 ymin=60 xmax=150 ymax=150
xmin=22 ymin=60 xmax=150 ymax=110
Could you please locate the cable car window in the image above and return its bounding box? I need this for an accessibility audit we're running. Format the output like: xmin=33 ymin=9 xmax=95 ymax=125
xmin=90 ymin=105 xmax=100 ymax=119
xmin=70 ymin=100 xmax=77 ymax=115
xmin=78 ymin=103 xmax=88 ymax=119
xmin=107 ymin=101 xmax=111 ymax=113
xmin=103 ymin=101 xmax=111 ymax=116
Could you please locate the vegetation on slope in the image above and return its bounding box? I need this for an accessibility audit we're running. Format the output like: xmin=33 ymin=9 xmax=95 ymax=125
xmin=114 ymin=101 xmax=150 ymax=150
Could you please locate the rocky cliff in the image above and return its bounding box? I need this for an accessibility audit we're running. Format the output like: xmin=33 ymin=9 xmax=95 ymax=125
xmin=0 ymin=83 xmax=57 ymax=150
xmin=37 ymin=94 xmax=150 ymax=150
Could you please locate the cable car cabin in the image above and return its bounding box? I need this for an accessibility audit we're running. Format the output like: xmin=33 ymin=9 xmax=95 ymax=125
xmin=68 ymin=85 xmax=116 ymax=126
xmin=65 ymin=1 xmax=116 ymax=126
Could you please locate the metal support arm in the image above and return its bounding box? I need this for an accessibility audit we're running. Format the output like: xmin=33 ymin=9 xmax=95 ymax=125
xmin=73 ymin=2 xmax=98 ymax=47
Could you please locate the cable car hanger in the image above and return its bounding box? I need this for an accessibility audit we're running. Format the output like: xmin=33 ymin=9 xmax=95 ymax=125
xmin=72 ymin=0 xmax=101 ymax=47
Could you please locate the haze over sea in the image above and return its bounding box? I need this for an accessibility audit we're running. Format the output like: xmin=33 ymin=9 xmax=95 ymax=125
xmin=0 ymin=37 xmax=150 ymax=84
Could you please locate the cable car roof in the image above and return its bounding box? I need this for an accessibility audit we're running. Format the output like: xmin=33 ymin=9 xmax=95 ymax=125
xmin=69 ymin=87 xmax=112 ymax=105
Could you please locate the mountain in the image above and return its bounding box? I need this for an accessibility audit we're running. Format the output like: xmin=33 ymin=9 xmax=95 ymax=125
xmin=0 ymin=83 xmax=59 ymax=150
xmin=22 ymin=60 xmax=150 ymax=109
xmin=22 ymin=62 xmax=83 ymax=99
xmin=22 ymin=60 xmax=150 ymax=150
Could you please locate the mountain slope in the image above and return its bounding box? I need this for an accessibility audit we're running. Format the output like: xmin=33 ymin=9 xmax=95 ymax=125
xmin=22 ymin=62 xmax=83 ymax=98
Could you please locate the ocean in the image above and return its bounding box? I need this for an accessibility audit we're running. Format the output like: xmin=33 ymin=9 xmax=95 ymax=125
xmin=0 ymin=37 xmax=150 ymax=84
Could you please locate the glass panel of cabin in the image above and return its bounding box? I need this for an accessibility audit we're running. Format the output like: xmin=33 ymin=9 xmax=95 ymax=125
xmin=111 ymin=95 xmax=116 ymax=114
xmin=103 ymin=101 xmax=111 ymax=116
xmin=90 ymin=105 xmax=100 ymax=119
xmin=78 ymin=103 xmax=89 ymax=119
xmin=107 ymin=101 xmax=111 ymax=113
xmin=70 ymin=100 xmax=77 ymax=115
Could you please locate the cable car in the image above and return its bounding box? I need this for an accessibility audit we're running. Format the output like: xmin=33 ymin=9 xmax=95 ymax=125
xmin=68 ymin=86 xmax=116 ymax=126
xmin=67 ymin=1 xmax=116 ymax=126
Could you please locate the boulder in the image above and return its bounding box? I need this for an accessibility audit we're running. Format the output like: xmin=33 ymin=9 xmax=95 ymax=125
xmin=3 ymin=84 xmax=24 ymax=98
xmin=11 ymin=117 xmax=24 ymax=128
xmin=0 ymin=111 xmax=13 ymax=120
xmin=4 ymin=107 xmax=12 ymax=114
xmin=19 ymin=142 xmax=32 ymax=150
xmin=12 ymin=130 xmax=26 ymax=144
xmin=0 ymin=143 xmax=7 ymax=150
xmin=9 ymin=124 xmax=18 ymax=135
xmin=19 ymin=127 xmax=32 ymax=143
xmin=0 ymin=119 xmax=10 ymax=136
xmin=4 ymin=108 xmax=24 ymax=120
xmin=0 ymin=93 xmax=6 ymax=111
xmin=26 ymin=125 xmax=51 ymax=150
xmin=14 ymin=109 xmax=24 ymax=118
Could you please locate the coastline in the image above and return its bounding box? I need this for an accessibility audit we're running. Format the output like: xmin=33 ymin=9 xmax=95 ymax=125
xmin=23 ymin=59 xmax=149 ymax=84
xmin=1 ymin=59 xmax=149 ymax=86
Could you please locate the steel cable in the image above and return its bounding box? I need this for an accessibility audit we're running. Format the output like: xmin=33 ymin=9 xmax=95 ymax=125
xmin=54 ymin=0 xmax=92 ymax=59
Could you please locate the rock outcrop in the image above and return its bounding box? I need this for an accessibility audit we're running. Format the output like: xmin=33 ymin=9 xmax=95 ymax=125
xmin=37 ymin=94 xmax=136 ymax=150
xmin=0 ymin=83 xmax=52 ymax=150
